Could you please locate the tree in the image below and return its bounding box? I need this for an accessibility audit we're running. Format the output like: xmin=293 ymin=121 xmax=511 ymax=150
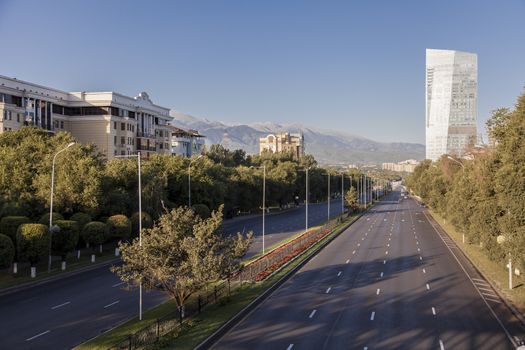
xmin=0 ymin=216 xmax=30 ymax=243
xmin=112 ymin=206 xmax=252 ymax=315
xmin=52 ymin=220 xmax=80 ymax=265
xmin=81 ymin=222 xmax=109 ymax=253
xmin=130 ymin=212 xmax=153 ymax=237
xmin=107 ymin=215 xmax=132 ymax=240
xmin=0 ymin=234 xmax=15 ymax=268
xmin=70 ymin=212 xmax=92 ymax=230
xmin=16 ymin=224 xmax=50 ymax=267
xmin=345 ymin=187 xmax=359 ymax=213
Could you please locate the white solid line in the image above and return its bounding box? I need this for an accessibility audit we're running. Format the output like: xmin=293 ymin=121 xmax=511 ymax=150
xmin=432 ymin=307 xmax=436 ymax=315
xmin=104 ymin=300 xmax=120 ymax=308
xmin=26 ymin=330 xmax=50 ymax=341
xmin=346 ymin=259 xmax=350 ymax=264
xmin=439 ymin=339 xmax=445 ymax=350
xmin=380 ymin=272 xmax=384 ymax=278
xmin=309 ymin=310 xmax=317 ymax=318
xmin=337 ymin=271 xmax=342 ymax=277
xmin=51 ymin=301 xmax=70 ymax=310
xmin=370 ymin=311 xmax=375 ymax=320
xmin=112 ymin=281 xmax=126 ymax=288
xmin=376 ymin=288 xmax=380 ymax=295
xmin=326 ymin=287 xmax=332 ymax=294
xmin=426 ymin=283 xmax=430 ymax=290
xmin=422 ymin=268 xmax=426 ymax=274
xmin=287 ymin=344 xmax=294 ymax=350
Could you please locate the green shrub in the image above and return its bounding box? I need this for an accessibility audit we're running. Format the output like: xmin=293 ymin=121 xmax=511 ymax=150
xmin=0 ymin=216 xmax=30 ymax=242
xmin=107 ymin=215 xmax=131 ymax=240
xmin=16 ymin=224 xmax=50 ymax=266
xmin=131 ymin=212 xmax=153 ymax=237
xmin=38 ymin=212 xmax=64 ymax=225
xmin=192 ymin=204 xmax=211 ymax=219
xmin=81 ymin=221 xmax=109 ymax=248
xmin=69 ymin=212 xmax=92 ymax=229
xmin=0 ymin=234 xmax=15 ymax=268
xmin=0 ymin=202 xmax=26 ymax=218
xmin=53 ymin=220 xmax=80 ymax=260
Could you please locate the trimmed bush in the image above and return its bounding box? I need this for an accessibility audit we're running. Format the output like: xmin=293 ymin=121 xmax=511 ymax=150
xmin=38 ymin=212 xmax=64 ymax=225
xmin=131 ymin=212 xmax=153 ymax=236
xmin=0 ymin=216 xmax=30 ymax=242
xmin=192 ymin=204 xmax=211 ymax=219
xmin=81 ymin=221 xmax=109 ymax=249
xmin=0 ymin=234 xmax=15 ymax=268
xmin=53 ymin=220 xmax=80 ymax=260
xmin=0 ymin=202 xmax=26 ymax=218
xmin=107 ymin=215 xmax=131 ymax=240
xmin=69 ymin=212 xmax=92 ymax=229
xmin=16 ymin=224 xmax=50 ymax=266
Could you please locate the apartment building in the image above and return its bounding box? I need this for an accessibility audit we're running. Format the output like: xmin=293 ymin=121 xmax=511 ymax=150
xmin=169 ymin=125 xmax=206 ymax=157
xmin=259 ymin=132 xmax=304 ymax=160
xmin=0 ymin=75 xmax=172 ymax=159
xmin=382 ymin=159 xmax=420 ymax=173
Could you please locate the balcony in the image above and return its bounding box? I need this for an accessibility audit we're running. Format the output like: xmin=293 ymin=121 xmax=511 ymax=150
xmin=137 ymin=144 xmax=156 ymax=152
xmin=137 ymin=131 xmax=156 ymax=139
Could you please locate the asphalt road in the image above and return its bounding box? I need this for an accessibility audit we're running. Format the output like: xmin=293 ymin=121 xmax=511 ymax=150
xmin=212 ymin=189 xmax=525 ymax=350
xmin=0 ymin=199 xmax=342 ymax=350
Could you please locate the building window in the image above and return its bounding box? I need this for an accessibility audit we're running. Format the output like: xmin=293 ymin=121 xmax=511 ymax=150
xmin=114 ymin=122 xmax=117 ymax=129
xmin=121 ymin=123 xmax=125 ymax=131
xmin=114 ymin=136 xmax=117 ymax=145
xmin=121 ymin=136 xmax=125 ymax=145
xmin=60 ymin=121 xmax=64 ymax=129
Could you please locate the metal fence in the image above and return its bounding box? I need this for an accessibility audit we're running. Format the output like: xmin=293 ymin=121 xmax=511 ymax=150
xmin=107 ymin=215 xmax=348 ymax=350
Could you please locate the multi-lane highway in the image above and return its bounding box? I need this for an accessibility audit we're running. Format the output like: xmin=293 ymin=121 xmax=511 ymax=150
xmin=0 ymin=199 xmax=339 ymax=350
xmin=212 ymin=190 xmax=525 ymax=350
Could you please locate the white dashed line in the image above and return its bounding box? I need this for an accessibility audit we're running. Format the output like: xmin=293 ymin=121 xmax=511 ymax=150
xmin=103 ymin=300 xmax=120 ymax=309
xmin=309 ymin=310 xmax=317 ymax=318
xmin=346 ymin=259 xmax=350 ymax=264
xmin=51 ymin=301 xmax=70 ymax=310
xmin=417 ymin=248 xmax=420 ymax=252
xmin=432 ymin=307 xmax=436 ymax=315
xmin=26 ymin=330 xmax=50 ymax=341
xmin=383 ymin=260 xmax=386 ymax=264
xmin=439 ymin=339 xmax=445 ymax=350
xmin=112 ymin=281 xmax=126 ymax=288
xmin=385 ymin=251 xmax=388 ymax=255
xmin=287 ymin=344 xmax=294 ymax=350
xmin=420 ymin=256 xmax=423 ymax=261
xmin=422 ymin=268 xmax=426 ymax=274
xmin=337 ymin=271 xmax=342 ymax=277
xmin=380 ymin=272 xmax=384 ymax=278
xmin=426 ymin=284 xmax=430 ymax=290
xmin=326 ymin=287 xmax=332 ymax=294
xmin=370 ymin=311 xmax=375 ymax=320
xmin=352 ymin=250 xmax=356 ymax=254
xmin=376 ymin=288 xmax=380 ymax=295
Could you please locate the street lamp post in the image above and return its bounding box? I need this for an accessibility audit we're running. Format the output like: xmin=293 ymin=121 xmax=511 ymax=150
xmin=306 ymin=167 xmax=309 ymax=231
xmin=188 ymin=155 xmax=203 ymax=208
xmin=341 ymin=174 xmax=344 ymax=214
xmin=115 ymin=152 xmax=143 ymax=320
xmin=327 ymin=173 xmax=330 ymax=221
xmin=48 ymin=142 xmax=75 ymax=274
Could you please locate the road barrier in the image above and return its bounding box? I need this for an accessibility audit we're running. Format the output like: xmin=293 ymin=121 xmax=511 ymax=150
xmin=107 ymin=213 xmax=351 ymax=350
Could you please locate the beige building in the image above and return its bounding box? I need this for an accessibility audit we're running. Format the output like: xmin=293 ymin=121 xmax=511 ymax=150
xmin=259 ymin=132 xmax=304 ymax=159
xmin=382 ymin=159 xmax=419 ymax=173
xmin=0 ymin=75 xmax=172 ymax=159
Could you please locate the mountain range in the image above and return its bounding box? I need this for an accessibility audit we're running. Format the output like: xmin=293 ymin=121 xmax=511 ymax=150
xmin=169 ymin=111 xmax=425 ymax=165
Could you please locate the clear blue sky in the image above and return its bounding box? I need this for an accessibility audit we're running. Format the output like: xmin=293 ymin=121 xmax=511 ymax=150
xmin=0 ymin=0 xmax=524 ymax=144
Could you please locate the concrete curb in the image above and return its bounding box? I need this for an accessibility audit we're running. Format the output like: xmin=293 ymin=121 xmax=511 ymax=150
xmin=0 ymin=258 xmax=120 ymax=297
xmin=426 ymin=210 xmax=525 ymax=328
xmin=194 ymin=207 xmax=372 ymax=350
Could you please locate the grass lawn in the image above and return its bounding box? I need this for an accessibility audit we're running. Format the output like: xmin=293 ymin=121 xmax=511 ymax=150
xmin=428 ymin=210 xmax=525 ymax=312
xmin=76 ymin=214 xmax=358 ymax=350
xmin=0 ymin=251 xmax=118 ymax=290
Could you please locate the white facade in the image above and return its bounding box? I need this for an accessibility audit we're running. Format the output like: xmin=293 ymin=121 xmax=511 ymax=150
xmin=425 ymin=49 xmax=477 ymax=161
xmin=169 ymin=126 xmax=205 ymax=157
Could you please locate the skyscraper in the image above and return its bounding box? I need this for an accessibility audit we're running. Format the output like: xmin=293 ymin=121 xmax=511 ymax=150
xmin=425 ymin=49 xmax=477 ymax=161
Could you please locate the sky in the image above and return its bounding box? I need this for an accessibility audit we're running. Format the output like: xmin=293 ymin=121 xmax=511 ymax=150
xmin=0 ymin=0 xmax=524 ymax=144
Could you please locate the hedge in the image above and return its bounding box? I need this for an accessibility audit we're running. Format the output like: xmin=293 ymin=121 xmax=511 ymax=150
xmin=53 ymin=220 xmax=80 ymax=260
xmin=81 ymin=222 xmax=109 ymax=248
xmin=107 ymin=215 xmax=131 ymax=240
xmin=16 ymin=223 xmax=50 ymax=266
xmin=131 ymin=212 xmax=153 ymax=237
xmin=0 ymin=234 xmax=15 ymax=268
xmin=0 ymin=216 xmax=31 ymax=242
xmin=69 ymin=212 xmax=92 ymax=229
xmin=38 ymin=212 xmax=64 ymax=225
xmin=192 ymin=204 xmax=211 ymax=219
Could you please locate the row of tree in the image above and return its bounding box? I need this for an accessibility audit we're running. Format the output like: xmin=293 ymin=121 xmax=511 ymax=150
xmin=406 ymin=90 xmax=525 ymax=270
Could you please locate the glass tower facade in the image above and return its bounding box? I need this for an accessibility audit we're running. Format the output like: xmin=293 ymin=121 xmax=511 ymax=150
xmin=425 ymin=49 xmax=477 ymax=161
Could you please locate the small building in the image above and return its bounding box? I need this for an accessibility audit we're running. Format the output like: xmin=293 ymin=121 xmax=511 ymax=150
xmin=382 ymin=159 xmax=420 ymax=173
xmin=259 ymin=132 xmax=304 ymax=159
xmin=169 ymin=125 xmax=205 ymax=157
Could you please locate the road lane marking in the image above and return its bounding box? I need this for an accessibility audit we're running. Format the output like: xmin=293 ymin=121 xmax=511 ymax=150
xmin=112 ymin=281 xmax=126 ymax=288
xmin=383 ymin=260 xmax=386 ymax=264
xmin=422 ymin=268 xmax=426 ymax=274
xmin=417 ymin=248 xmax=420 ymax=252
xmin=104 ymin=300 xmax=120 ymax=308
xmin=416 ymin=241 xmax=419 ymax=245
xmin=485 ymin=297 xmax=502 ymax=304
xmin=380 ymin=272 xmax=384 ymax=278
xmin=337 ymin=271 xmax=342 ymax=277
xmin=352 ymin=250 xmax=356 ymax=254
xmin=51 ymin=301 xmax=70 ymax=310
xmin=26 ymin=330 xmax=50 ymax=341
xmin=419 ymin=256 xmax=423 ymax=260
xmin=309 ymin=310 xmax=317 ymax=318
xmin=326 ymin=287 xmax=332 ymax=294
xmin=370 ymin=311 xmax=375 ymax=320
xmin=346 ymin=259 xmax=350 ymax=264
xmin=426 ymin=283 xmax=430 ymax=290
xmin=387 ymin=243 xmax=390 ymax=247
xmin=376 ymin=288 xmax=380 ymax=295
xmin=287 ymin=344 xmax=294 ymax=350
xmin=432 ymin=307 xmax=436 ymax=315
xmin=439 ymin=339 xmax=445 ymax=350
xmin=357 ymin=243 xmax=361 ymax=247
xmin=385 ymin=251 xmax=388 ymax=255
